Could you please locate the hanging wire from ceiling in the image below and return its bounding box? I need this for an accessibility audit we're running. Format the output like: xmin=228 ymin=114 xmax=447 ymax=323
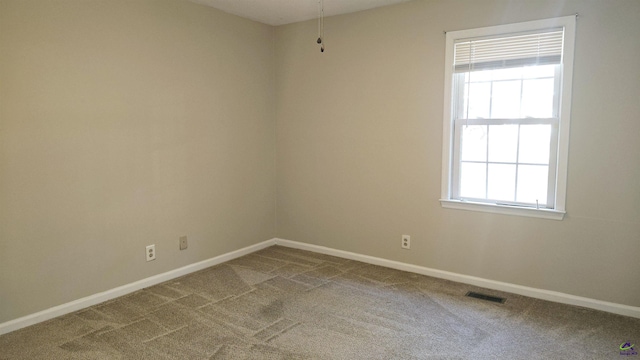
xmin=317 ymin=0 xmax=324 ymax=52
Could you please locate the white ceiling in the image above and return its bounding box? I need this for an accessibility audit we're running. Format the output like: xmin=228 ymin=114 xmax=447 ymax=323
xmin=189 ymin=0 xmax=412 ymax=26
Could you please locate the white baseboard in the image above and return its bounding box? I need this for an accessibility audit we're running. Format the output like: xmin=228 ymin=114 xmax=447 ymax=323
xmin=274 ymin=238 xmax=640 ymax=319
xmin=0 ymin=238 xmax=277 ymax=336
xmin=3 ymin=236 xmax=638 ymax=336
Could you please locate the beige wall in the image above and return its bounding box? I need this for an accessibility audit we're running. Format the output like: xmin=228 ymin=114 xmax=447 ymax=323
xmin=276 ymin=0 xmax=640 ymax=307
xmin=0 ymin=0 xmax=276 ymax=323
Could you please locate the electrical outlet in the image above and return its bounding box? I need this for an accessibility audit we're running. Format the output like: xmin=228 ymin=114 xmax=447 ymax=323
xmin=146 ymin=244 xmax=156 ymax=261
xmin=401 ymin=235 xmax=410 ymax=249
xmin=179 ymin=236 xmax=188 ymax=250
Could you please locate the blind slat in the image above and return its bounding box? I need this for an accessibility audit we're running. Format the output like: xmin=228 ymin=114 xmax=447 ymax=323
xmin=454 ymin=29 xmax=564 ymax=72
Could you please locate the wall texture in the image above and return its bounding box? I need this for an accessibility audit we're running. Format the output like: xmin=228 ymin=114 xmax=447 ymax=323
xmin=0 ymin=0 xmax=276 ymax=323
xmin=275 ymin=0 xmax=640 ymax=307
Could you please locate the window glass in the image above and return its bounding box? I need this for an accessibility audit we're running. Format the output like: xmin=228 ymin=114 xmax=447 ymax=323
xmin=491 ymin=81 xmax=521 ymax=118
xmin=521 ymin=78 xmax=554 ymax=118
xmin=487 ymin=164 xmax=516 ymax=201
xmin=488 ymin=125 xmax=518 ymax=163
xmin=460 ymin=162 xmax=486 ymax=198
xmin=516 ymin=165 xmax=549 ymax=205
xmin=461 ymin=125 xmax=487 ymax=162
xmin=464 ymin=83 xmax=491 ymax=119
xmin=518 ymin=125 xmax=551 ymax=164
xmin=522 ymin=64 xmax=555 ymax=79
xmin=442 ymin=16 xmax=575 ymax=219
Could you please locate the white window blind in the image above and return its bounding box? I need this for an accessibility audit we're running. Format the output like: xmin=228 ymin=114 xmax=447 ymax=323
xmin=454 ymin=29 xmax=564 ymax=72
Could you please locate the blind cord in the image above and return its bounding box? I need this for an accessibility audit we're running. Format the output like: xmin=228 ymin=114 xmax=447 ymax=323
xmin=317 ymin=0 xmax=324 ymax=52
xmin=464 ymin=41 xmax=473 ymax=127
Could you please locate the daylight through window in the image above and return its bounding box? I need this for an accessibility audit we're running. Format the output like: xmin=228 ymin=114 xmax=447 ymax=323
xmin=441 ymin=16 xmax=576 ymax=220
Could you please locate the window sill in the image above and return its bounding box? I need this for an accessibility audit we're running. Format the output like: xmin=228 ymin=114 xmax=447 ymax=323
xmin=439 ymin=199 xmax=565 ymax=220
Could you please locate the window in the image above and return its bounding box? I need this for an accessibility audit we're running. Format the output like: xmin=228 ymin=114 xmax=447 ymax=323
xmin=441 ymin=16 xmax=576 ymax=220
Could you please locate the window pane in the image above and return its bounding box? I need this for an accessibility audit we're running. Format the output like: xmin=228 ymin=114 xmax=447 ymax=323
xmin=464 ymin=82 xmax=491 ymax=119
xmin=460 ymin=162 xmax=486 ymax=199
xmin=469 ymin=70 xmax=492 ymax=82
xmin=461 ymin=125 xmax=487 ymax=162
xmin=491 ymin=80 xmax=521 ymax=118
xmin=521 ymin=78 xmax=554 ymax=118
xmin=488 ymin=125 xmax=518 ymax=163
xmin=488 ymin=164 xmax=516 ymax=201
xmin=519 ymin=125 xmax=551 ymax=164
xmin=522 ymin=64 xmax=555 ymax=79
xmin=492 ymin=67 xmax=522 ymax=81
xmin=516 ymin=165 xmax=549 ymax=205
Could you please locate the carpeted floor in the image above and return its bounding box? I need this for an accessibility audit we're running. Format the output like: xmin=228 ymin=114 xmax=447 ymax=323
xmin=1 ymin=245 xmax=638 ymax=359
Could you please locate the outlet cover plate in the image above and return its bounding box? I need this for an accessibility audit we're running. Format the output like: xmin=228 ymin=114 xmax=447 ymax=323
xmin=179 ymin=236 xmax=188 ymax=250
xmin=401 ymin=235 xmax=410 ymax=249
xmin=146 ymin=244 xmax=156 ymax=261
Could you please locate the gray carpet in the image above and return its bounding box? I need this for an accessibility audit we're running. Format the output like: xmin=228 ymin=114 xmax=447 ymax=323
xmin=1 ymin=245 xmax=638 ymax=359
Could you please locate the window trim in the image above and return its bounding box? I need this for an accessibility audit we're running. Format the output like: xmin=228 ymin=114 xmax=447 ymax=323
xmin=440 ymin=199 xmax=566 ymax=220
xmin=440 ymin=16 xmax=576 ymax=220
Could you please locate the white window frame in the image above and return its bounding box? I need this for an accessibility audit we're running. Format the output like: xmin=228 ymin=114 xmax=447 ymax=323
xmin=440 ymin=16 xmax=576 ymax=220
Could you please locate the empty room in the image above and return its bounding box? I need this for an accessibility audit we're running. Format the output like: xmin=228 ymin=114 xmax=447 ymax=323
xmin=1 ymin=0 xmax=639 ymax=358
